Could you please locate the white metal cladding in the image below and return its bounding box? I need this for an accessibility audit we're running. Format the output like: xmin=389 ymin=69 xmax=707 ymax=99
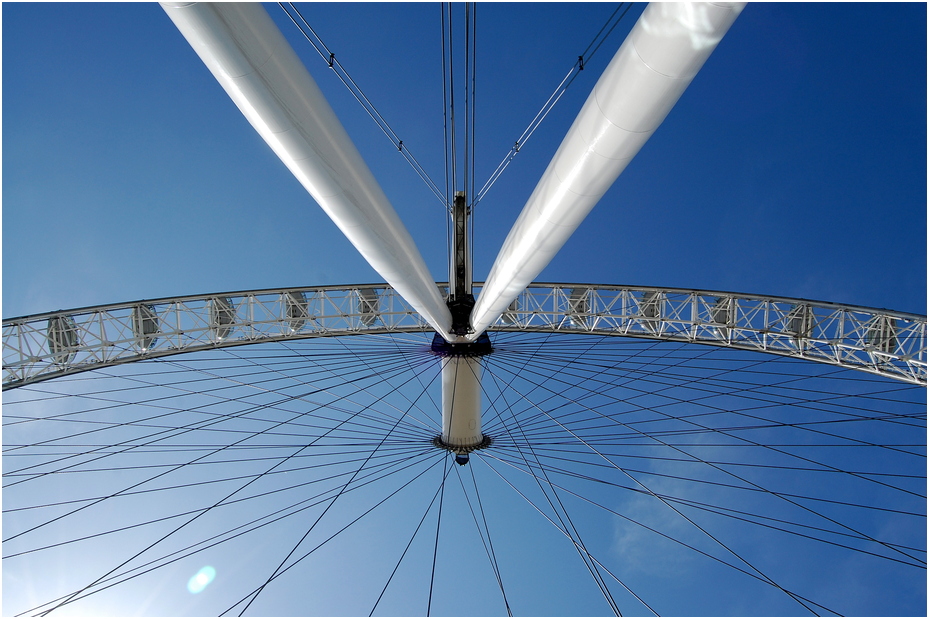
xmin=3 ymin=284 xmax=925 ymax=388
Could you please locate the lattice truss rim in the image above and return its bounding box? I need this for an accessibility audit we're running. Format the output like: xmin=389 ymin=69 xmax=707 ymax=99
xmin=3 ymin=283 xmax=926 ymax=388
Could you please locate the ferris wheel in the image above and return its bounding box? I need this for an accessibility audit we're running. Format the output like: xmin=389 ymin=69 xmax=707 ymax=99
xmin=3 ymin=3 xmax=926 ymax=617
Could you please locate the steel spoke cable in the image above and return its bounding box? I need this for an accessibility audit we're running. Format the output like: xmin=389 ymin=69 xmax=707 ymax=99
xmin=486 ymin=349 xmax=926 ymax=468
xmin=188 ymin=342 xmax=442 ymax=423
xmin=1 ymin=365 xmax=276 ymax=406
xmin=153 ymin=345 xmax=442 ymax=438
xmin=489 ymin=337 xmax=920 ymax=421
xmin=489 ymin=333 xmax=860 ymax=387
xmin=488 ymin=443 xmax=926 ymax=521
xmin=490 ymin=368 xmax=919 ymax=572
xmin=216 ymin=343 xmax=443 ymax=439
xmin=478 ymin=330 xmax=576 ymax=437
xmin=489 ymin=440 xmax=926 ymax=524
xmin=481 ymin=335 xmax=715 ymax=435
xmin=492 ymin=441 xmax=924 ymax=484
xmin=477 ymin=367 xmax=609 ymax=604
xmin=485 ymin=447 xmax=926 ymax=568
xmin=486 ymin=347 xmax=794 ymax=384
xmin=5 ymin=381 xmax=436 ymax=453
xmin=487 ymin=411 xmax=923 ymax=458
xmin=486 ymin=332 xmax=899 ymax=383
xmin=6 ymin=409 xmax=431 ymax=461
xmin=10 ymin=400 xmax=345 ymax=542
xmin=5 ymin=330 xmax=922 ymax=614
xmin=489 ymin=432 xmax=924 ymax=452
xmin=504 ymin=352 xmax=916 ymax=417
xmin=278 ymin=337 xmax=442 ymax=398
xmin=279 ymin=2 xmax=447 ymax=208
xmin=469 ymin=462 xmax=513 ymax=616
xmin=0 ymin=367 xmax=309 ymax=433
xmin=441 ymin=2 xmax=452 ymax=256
xmin=7 ymin=336 xmax=920 ymax=616
xmin=447 ymin=2 xmax=457 ymax=202
xmin=3 ymin=346 xmax=427 ymax=457
xmin=474 ymin=2 xmax=634 ymax=206
xmin=369 ymin=459 xmax=455 ymax=616
xmin=481 ymin=363 xmax=826 ymax=614
xmin=501 ymin=405 xmax=925 ymax=444
xmin=549 ymin=357 xmax=926 ymax=431
xmin=479 ymin=450 xmax=847 ymax=616
xmin=212 ymin=451 xmax=448 ymax=616
xmin=476 ymin=452 xmax=657 ymax=616
xmin=38 ymin=414 xmax=431 ymax=612
xmin=662 ymin=493 xmax=926 ymax=561
xmin=455 ymin=461 xmax=513 ymax=616
xmin=480 ymin=349 xmax=625 ymax=615
xmin=11 ymin=352 xmax=439 ymax=543
xmin=276 ymin=338 xmax=444 ymax=431
xmin=34 ymin=385 xmax=396 ymax=617
xmin=4 ymin=415 xmax=433 ymax=472
xmin=486 ymin=370 xmax=912 ymax=486
xmin=426 ymin=455 xmax=452 ymax=616
xmin=513 ymin=440 xmax=924 ymax=449
xmin=232 ymin=355 xmax=446 ymax=616
xmin=484 ymin=354 xmax=927 ymax=561
xmin=455 ymin=461 xmax=501 ymax=576
xmin=5 ymin=444 xmax=438 ymax=561
xmin=3 ymin=359 xmax=431 ymax=485
xmin=477 ymin=330 xmax=565 ymax=439
xmin=488 ymin=442 xmax=925 ymax=502
xmin=439 ymin=1 xmax=458 ymax=219
xmin=386 ymin=332 xmax=444 ymax=423
xmin=0 ymin=352 xmax=416 ymax=418
xmin=308 ymin=335 xmax=443 ymax=434
xmin=3 ymin=386 xmax=320 ymax=487
xmin=464 ymin=2 xmax=473 ymax=204
xmin=4 ymin=440 xmax=436 ymax=455
xmin=475 ymin=339 xmax=922 ymax=449
xmin=3 ymin=442 xmax=436 ymax=520
xmin=486 ymin=353 xmax=926 ymax=499
xmin=467 ymin=2 xmax=477 ymax=255
xmin=34 ymin=334 xmax=426 ymax=392
xmin=20 ymin=448 xmax=446 ymax=617
xmin=4 ymin=432 xmax=436 ymax=494
xmin=481 ymin=445 xmax=794 ymax=584
xmin=490 ymin=338 xmax=924 ymax=422
xmin=495 ymin=409 xmax=924 ymax=451
xmin=159 ymin=346 xmax=440 ymax=429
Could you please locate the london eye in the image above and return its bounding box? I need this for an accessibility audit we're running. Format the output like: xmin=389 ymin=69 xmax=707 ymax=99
xmin=3 ymin=3 xmax=925 ymax=616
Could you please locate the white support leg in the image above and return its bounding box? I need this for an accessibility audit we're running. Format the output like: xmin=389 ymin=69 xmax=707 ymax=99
xmin=468 ymin=2 xmax=745 ymax=338
xmin=161 ymin=2 xmax=454 ymax=341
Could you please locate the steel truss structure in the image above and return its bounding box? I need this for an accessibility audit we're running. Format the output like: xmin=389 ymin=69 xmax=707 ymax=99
xmin=4 ymin=283 xmax=925 ymax=388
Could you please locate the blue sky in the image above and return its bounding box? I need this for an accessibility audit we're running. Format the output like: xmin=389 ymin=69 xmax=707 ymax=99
xmin=3 ymin=2 xmax=925 ymax=318
xmin=2 ymin=3 xmax=926 ymax=617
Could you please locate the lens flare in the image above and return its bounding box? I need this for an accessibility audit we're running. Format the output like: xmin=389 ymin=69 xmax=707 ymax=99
xmin=187 ymin=566 xmax=216 ymax=594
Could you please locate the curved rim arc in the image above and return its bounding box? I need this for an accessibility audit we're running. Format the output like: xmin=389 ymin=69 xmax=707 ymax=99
xmin=4 ymin=282 xmax=926 ymax=389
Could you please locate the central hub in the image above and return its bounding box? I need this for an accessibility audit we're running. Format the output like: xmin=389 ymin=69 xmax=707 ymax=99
xmin=447 ymin=293 xmax=476 ymax=336
xmin=431 ymin=330 xmax=493 ymax=357
xmin=432 ymin=434 xmax=493 ymax=465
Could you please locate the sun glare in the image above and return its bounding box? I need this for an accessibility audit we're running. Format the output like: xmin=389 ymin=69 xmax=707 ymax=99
xmin=186 ymin=566 xmax=217 ymax=595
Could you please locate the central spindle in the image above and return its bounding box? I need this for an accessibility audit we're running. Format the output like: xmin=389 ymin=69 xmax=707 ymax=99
xmin=434 ymin=191 xmax=491 ymax=462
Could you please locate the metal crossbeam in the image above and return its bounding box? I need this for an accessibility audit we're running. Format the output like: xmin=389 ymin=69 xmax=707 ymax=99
xmin=4 ymin=284 xmax=925 ymax=388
